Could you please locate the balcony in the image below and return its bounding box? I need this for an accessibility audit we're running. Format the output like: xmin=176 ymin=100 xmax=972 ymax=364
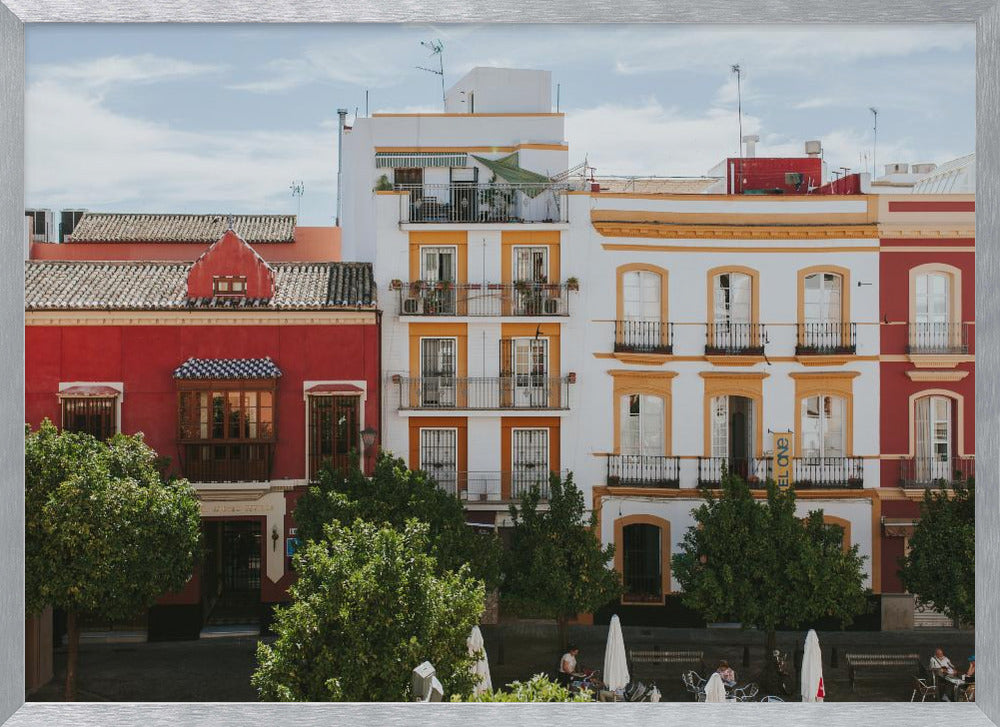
xmin=906 ymin=322 xmax=970 ymax=355
xmin=395 ymin=281 xmax=575 ymax=317
xmin=614 ymin=321 xmax=674 ymax=355
xmin=395 ymin=375 xmax=573 ymax=411
xmin=697 ymin=457 xmax=770 ymax=486
xmin=796 ymin=323 xmax=857 ymax=355
xmin=180 ymin=442 xmax=273 ymax=483
xmin=698 ymin=456 xmax=864 ymax=488
xmin=397 ymin=183 xmax=569 ymax=224
xmin=899 ymin=456 xmax=975 ymax=487
xmin=607 ymin=455 xmax=680 ymax=488
xmin=705 ymin=323 xmax=766 ymax=356
xmin=424 ymin=470 xmax=565 ymax=502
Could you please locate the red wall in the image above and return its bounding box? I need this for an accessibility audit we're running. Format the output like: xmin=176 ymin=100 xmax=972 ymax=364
xmin=187 ymin=231 xmax=275 ymax=299
xmin=726 ymin=157 xmax=824 ymax=194
xmin=26 ymin=322 xmax=380 ymax=482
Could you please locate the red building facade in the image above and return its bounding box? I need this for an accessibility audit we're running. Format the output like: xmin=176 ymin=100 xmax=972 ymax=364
xmin=25 ymin=228 xmax=378 ymax=638
xmin=877 ymin=195 xmax=975 ymax=599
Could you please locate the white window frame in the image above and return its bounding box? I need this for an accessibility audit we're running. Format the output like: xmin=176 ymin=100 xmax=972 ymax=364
xmin=57 ymin=381 xmax=124 ymax=437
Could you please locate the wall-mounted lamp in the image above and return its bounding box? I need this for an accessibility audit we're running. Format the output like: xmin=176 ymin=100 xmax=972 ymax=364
xmin=361 ymin=426 xmax=378 ymax=451
xmin=271 ymin=525 xmax=279 ymax=552
xmin=857 ymin=281 xmax=873 ymax=287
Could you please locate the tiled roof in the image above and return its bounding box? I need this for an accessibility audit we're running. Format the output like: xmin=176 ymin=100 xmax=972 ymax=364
xmin=173 ymin=357 xmax=282 ymax=380
xmin=67 ymin=213 xmax=296 ymax=243
xmin=25 ymin=261 xmax=376 ymax=310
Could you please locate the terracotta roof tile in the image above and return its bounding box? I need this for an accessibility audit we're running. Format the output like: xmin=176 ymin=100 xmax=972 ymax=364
xmin=67 ymin=213 xmax=296 ymax=244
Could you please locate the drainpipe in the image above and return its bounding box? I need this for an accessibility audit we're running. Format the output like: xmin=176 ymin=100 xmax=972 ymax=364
xmin=336 ymin=108 xmax=348 ymax=227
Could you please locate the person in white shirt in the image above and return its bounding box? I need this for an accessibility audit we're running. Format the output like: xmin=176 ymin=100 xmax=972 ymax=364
xmin=930 ymin=648 xmax=957 ymax=675
xmin=560 ymin=645 xmax=581 ymax=677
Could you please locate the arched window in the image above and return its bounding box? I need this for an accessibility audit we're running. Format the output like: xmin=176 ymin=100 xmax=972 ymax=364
xmin=620 ymin=393 xmax=664 ymax=456
xmin=914 ymin=395 xmax=953 ymax=481
xmin=622 ymin=523 xmax=662 ymax=603
xmin=803 ymin=272 xmax=844 ymax=326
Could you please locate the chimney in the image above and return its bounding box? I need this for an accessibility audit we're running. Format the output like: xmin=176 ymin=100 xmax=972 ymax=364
xmin=804 ymin=140 xmax=822 ymax=158
xmin=884 ymin=163 xmax=909 ymax=176
xmin=911 ymin=163 xmax=938 ymax=175
xmin=742 ymin=134 xmax=760 ymax=158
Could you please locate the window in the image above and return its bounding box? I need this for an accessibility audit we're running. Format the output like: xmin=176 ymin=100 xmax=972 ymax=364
xmin=514 ymin=247 xmax=548 ymax=283
xmin=511 ymin=428 xmax=548 ymax=497
xmin=620 ymin=270 xmax=663 ymax=351
xmin=307 ymin=395 xmax=359 ymax=480
xmin=178 ymin=386 xmax=274 ymax=482
xmin=620 ymin=394 xmax=664 ymax=456
xmin=420 ymin=247 xmax=456 ymax=284
xmin=420 ymin=338 xmax=456 ymax=407
xmin=213 ymin=275 xmax=247 ymax=297
xmin=800 ymin=395 xmax=846 ymax=459
xmin=803 ymin=273 xmax=843 ymax=325
xmin=915 ymin=395 xmax=953 ymax=481
xmin=622 ymin=523 xmax=662 ymax=602
xmin=914 ymin=272 xmax=952 ymax=349
xmin=713 ymin=272 xmax=752 ymax=325
xmin=419 ymin=428 xmax=458 ymax=495
xmin=503 ymin=338 xmax=549 ymax=408
xmin=61 ymin=397 xmax=116 ymax=440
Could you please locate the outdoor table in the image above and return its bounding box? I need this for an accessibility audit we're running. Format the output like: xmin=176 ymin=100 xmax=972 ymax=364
xmin=938 ymin=672 xmax=966 ymax=701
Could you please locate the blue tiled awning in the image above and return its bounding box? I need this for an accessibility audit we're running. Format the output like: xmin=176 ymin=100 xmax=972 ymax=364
xmin=173 ymin=357 xmax=282 ymax=380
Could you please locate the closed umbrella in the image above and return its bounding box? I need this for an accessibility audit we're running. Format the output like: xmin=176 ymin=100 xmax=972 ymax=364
xmin=705 ymin=672 xmax=728 ymax=703
xmin=800 ymin=629 xmax=825 ymax=702
xmin=603 ymin=614 xmax=630 ymax=691
xmin=467 ymin=625 xmax=492 ymax=696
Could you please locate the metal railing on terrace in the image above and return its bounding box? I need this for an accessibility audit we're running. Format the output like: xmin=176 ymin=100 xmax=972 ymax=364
xmin=796 ymin=323 xmax=858 ymax=355
xmin=394 ymin=281 xmax=576 ymax=317
xmin=395 ymin=375 xmax=573 ymax=410
xmin=906 ymin=322 xmax=971 ymax=354
xmin=423 ymin=470 xmax=566 ymax=502
xmin=396 ymin=183 xmax=570 ymax=224
xmin=705 ymin=323 xmax=766 ymax=355
xmin=607 ymin=454 xmax=680 ymax=488
xmin=614 ymin=320 xmax=674 ymax=354
xmin=898 ymin=456 xmax=975 ymax=487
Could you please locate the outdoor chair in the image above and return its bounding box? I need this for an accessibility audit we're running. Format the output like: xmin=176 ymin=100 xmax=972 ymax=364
xmin=681 ymin=672 xmax=701 ymax=700
xmin=911 ymin=676 xmax=938 ymax=702
xmin=733 ymin=683 xmax=759 ymax=702
xmin=761 ymin=696 xmax=785 ymax=702
xmin=960 ymin=683 xmax=975 ymax=703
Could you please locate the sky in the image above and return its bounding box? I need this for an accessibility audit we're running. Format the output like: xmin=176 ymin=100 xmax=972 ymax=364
xmin=25 ymin=24 xmax=975 ymax=226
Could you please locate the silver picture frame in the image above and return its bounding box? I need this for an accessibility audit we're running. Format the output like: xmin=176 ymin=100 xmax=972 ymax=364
xmin=1 ymin=3 xmax=997 ymax=725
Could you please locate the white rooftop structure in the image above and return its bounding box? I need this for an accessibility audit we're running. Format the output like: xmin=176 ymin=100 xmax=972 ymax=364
xmin=444 ymin=67 xmax=552 ymax=114
xmin=911 ymin=153 xmax=975 ymax=194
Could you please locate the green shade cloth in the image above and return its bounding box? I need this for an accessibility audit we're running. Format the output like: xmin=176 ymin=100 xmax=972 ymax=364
xmin=471 ymin=153 xmax=553 ymax=197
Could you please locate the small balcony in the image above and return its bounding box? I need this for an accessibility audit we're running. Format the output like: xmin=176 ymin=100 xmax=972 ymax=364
xmin=796 ymin=322 xmax=857 ymax=355
xmin=705 ymin=323 xmax=766 ymax=356
xmin=394 ymin=281 xmax=575 ymax=317
xmin=698 ymin=456 xmax=864 ymax=488
xmin=423 ymin=470 xmax=565 ymax=502
xmin=607 ymin=454 xmax=680 ymax=488
xmin=397 ymin=183 xmax=569 ymax=224
xmin=614 ymin=321 xmax=674 ymax=355
xmin=906 ymin=322 xmax=970 ymax=355
xmin=179 ymin=442 xmax=273 ymax=483
xmin=395 ymin=375 xmax=573 ymax=411
xmin=899 ymin=456 xmax=975 ymax=487
xmin=697 ymin=457 xmax=771 ymax=486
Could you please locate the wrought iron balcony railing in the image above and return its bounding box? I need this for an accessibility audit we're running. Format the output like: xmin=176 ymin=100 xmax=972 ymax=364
xmin=614 ymin=320 xmax=674 ymax=354
xmin=395 ymin=375 xmax=573 ymax=410
xmin=699 ymin=456 xmax=864 ymax=488
xmin=898 ymin=456 xmax=975 ymax=487
xmin=395 ymin=281 xmax=575 ymax=317
xmin=705 ymin=323 xmax=766 ymax=355
xmin=906 ymin=322 xmax=970 ymax=354
xmin=607 ymin=454 xmax=680 ymax=488
xmin=697 ymin=457 xmax=771 ymax=486
xmin=397 ymin=183 xmax=570 ymax=224
xmin=796 ymin=322 xmax=857 ymax=355
xmin=180 ymin=442 xmax=273 ymax=483
xmin=422 ymin=470 xmax=566 ymax=501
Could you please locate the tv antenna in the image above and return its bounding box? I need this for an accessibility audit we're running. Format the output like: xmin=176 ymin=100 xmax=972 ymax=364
xmin=289 ymin=180 xmax=304 ymax=218
xmin=869 ymin=107 xmax=879 ymax=179
xmin=417 ymin=40 xmax=445 ymax=108
xmin=731 ymin=63 xmax=743 ymax=193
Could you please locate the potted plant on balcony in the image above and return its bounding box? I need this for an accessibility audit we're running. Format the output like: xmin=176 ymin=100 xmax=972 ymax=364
xmin=374 ymin=173 xmax=393 ymax=192
xmin=389 ymin=279 xmax=403 ymax=291
xmin=607 ymin=475 xmax=621 ymax=486
xmin=566 ymin=276 xmax=580 ymax=291
xmin=847 ymin=476 xmax=864 ymax=489
xmin=746 ymin=474 xmax=761 ymax=487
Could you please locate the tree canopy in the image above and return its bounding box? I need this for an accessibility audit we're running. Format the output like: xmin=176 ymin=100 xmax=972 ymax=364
xmin=899 ymin=480 xmax=974 ymax=625
xmin=293 ymin=453 xmax=502 ymax=589
xmin=25 ymin=420 xmax=202 ymax=698
xmin=501 ymin=473 xmax=621 ymax=644
xmin=253 ymin=519 xmax=484 ymax=701
xmin=672 ymin=474 xmax=869 ymax=648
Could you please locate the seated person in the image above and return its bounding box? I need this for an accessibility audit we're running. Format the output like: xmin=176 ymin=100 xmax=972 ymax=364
xmin=560 ymin=644 xmax=583 ymax=679
xmin=965 ymin=655 xmax=975 ymax=683
xmin=930 ymin=648 xmax=957 ymax=676
xmin=716 ymin=660 xmax=736 ymax=688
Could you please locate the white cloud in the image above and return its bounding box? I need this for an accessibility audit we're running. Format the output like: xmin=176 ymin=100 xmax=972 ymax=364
xmin=794 ymin=97 xmax=838 ymax=110
xmin=33 ymin=54 xmax=225 ymax=91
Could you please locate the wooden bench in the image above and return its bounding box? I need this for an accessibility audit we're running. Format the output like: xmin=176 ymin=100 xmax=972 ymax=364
xmin=628 ymin=649 xmax=705 ymax=677
xmin=845 ymin=652 xmax=921 ymax=690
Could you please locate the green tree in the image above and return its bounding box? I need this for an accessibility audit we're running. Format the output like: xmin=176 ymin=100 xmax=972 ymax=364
xmin=454 ymin=673 xmax=593 ymax=702
xmin=294 ymin=452 xmax=502 ymax=589
xmin=502 ymin=473 xmax=621 ymax=647
xmin=899 ymin=480 xmax=974 ymax=624
xmin=253 ymin=519 xmax=484 ymax=701
xmin=672 ymin=473 xmax=869 ymax=656
xmin=25 ymin=421 xmax=202 ymax=700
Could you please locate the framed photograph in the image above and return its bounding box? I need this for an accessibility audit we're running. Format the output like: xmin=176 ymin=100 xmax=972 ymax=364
xmin=3 ymin=3 xmax=999 ymax=726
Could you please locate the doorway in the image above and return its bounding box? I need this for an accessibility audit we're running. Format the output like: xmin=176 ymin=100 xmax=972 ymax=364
xmin=202 ymin=520 xmax=263 ymax=626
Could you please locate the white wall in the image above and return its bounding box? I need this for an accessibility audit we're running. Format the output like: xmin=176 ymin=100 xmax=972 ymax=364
xmin=444 ymin=67 xmax=552 ymax=114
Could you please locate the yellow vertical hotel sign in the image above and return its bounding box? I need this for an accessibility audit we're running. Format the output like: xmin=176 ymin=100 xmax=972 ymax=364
xmin=773 ymin=432 xmax=794 ymax=489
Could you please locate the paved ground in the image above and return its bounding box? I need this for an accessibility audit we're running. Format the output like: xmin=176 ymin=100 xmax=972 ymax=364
xmin=28 ymin=625 xmax=974 ymax=702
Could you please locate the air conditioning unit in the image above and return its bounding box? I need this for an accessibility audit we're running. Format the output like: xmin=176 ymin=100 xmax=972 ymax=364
xmin=543 ymin=297 xmax=561 ymax=315
xmin=402 ymin=297 xmax=423 ymax=315
xmin=784 ymin=172 xmax=803 ymax=186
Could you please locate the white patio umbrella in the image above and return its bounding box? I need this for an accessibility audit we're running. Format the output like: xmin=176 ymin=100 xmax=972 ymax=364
xmin=603 ymin=614 xmax=630 ymax=691
xmin=467 ymin=625 xmax=492 ymax=696
xmin=704 ymin=672 xmax=728 ymax=703
xmin=800 ymin=629 xmax=825 ymax=702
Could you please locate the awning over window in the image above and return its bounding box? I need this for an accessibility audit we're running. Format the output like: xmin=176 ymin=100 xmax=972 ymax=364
xmin=375 ymin=152 xmax=467 ymax=169
xmin=58 ymin=385 xmax=119 ymax=398
xmin=882 ymin=517 xmax=917 ymax=537
xmin=305 ymin=383 xmax=364 ymax=395
xmin=173 ymin=357 xmax=282 ymax=380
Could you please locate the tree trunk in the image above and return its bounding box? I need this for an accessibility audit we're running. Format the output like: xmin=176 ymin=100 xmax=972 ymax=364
xmin=64 ymin=611 xmax=79 ymax=701
xmin=556 ymin=615 xmax=569 ymax=651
